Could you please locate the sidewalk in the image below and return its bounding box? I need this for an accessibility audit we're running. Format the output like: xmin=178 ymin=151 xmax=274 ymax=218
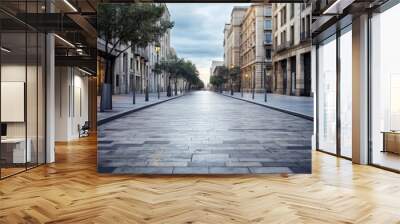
xmin=97 ymin=92 xmax=184 ymax=125
xmin=221 ymin=91 xmax=313 ymax=120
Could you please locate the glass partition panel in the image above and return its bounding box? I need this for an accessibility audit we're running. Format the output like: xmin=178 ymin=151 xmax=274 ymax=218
xmin=317 ymin=35 xmax=337 ymax=154
xmin=38 ymin=32 xmax=45 ymax=165
xmin=339 ymin=27 xmax=352 ymax=158
xmin=1 ymin=30 xmax=27 ymax=177
xmin=27 ymin=30 xmax=38 ymax=169
xmin=371 ymin=3 xmax=400 ymax=171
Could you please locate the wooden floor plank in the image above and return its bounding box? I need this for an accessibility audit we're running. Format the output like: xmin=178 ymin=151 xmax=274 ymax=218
xmin=1 ymin=135 xmax=400 ymax=223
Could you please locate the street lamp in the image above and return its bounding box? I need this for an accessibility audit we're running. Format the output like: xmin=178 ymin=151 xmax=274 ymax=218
xmin=252 ymin=68 xmax=255 ymax=100
xmin=155 ymin=43 xmax=161 ymax=99
xmin=245 ymin=73 xmax=249 ymax=97
xmin=145 ymin=66 xmax=149 ymax=101
xmin=230 ymin=65 xmax=234 ymax=96
xmin=144 ymin=58 xmax=149 ymax=102
xmin=264 ymin=61 xmax=268 ymax=102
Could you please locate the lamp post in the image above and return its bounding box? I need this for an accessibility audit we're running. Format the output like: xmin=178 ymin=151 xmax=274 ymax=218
xmin=264 ymin=61 xmax=267 ymax=102
xmin=155 ymin=43 xmax=161 ymax=99
xmin=241 ymin=72 xmax=244 ymax=97
xmin=230 ymin=65 xmax=234 ymax=96
xmin=252 ymin=68 xmax=255 ymax=100
xmin=145 ymin=65 xmax=149 ymax=102
xmin=245 ymin=73 xmax=249 ymax=97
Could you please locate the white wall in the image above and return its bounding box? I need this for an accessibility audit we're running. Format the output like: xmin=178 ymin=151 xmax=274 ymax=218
xmin=55 ymin=67 xmax=89 ymax=141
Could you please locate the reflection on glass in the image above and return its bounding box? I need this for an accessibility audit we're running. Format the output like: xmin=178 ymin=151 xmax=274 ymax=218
xmin=1 ymin=31 xmax=27 ymax=177
xmin=318 ymin=35 xmax=337 ymax=154
xmin=371 ymin=3 xmax=400 ymax=171
xmin=340 ymin=28 xmax=352 ymax=158
xmin=27 ymin=31 xmax=38 ymax=169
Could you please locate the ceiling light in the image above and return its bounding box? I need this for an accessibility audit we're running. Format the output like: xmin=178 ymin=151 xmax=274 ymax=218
xmin=1 ymin=47 xmax=11 ymax=53
xmin=54 ymin=34 xmax=75 ymax=48
xmin=78 ymin=67 xmax=93 ymax=76
xmin=63 ymin=0 xmax=78 ymax=12
xmin=323 ymin=0 xmax=354 ymax=15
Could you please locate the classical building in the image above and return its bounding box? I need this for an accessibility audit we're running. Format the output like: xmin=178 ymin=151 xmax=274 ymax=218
xmin=210 ymin=60 xmax=224 ymax=78
xmin=224 ymin=7 xmax=248 ymax=69
xmin=272 ymin=3 xmax=312 ymax=96
xmin=239 ymin=4 xmax=273 ymax=92
xmin=223 ymin=7 xmax=248 ymax=91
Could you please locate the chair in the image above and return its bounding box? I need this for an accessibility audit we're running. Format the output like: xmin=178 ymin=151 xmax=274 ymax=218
xmin=78 ymin=121 xmax=90 ymax=138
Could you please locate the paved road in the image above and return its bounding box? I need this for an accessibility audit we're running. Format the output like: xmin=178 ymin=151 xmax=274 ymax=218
xmin=223 ymin=91 xmax=314 ymax=118
xmin=98 ymin=91 xmax=313 ymax=174
xmin=97 ymin=92 xmax=183 ymax=122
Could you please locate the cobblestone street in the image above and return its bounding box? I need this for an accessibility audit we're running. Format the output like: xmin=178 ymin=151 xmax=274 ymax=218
xmin=98 ymin=91 xmax=313 ymax=174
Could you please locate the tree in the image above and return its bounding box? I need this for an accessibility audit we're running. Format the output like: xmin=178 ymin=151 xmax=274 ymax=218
xmin=209 ymin=66 xmax=228 ymax=92
xmin=228 ymin=66 xmax=240 ymax=94
xmin=209 ymin=75 xmax=225 ymax=92
xmin=157 ymin=53 xmax=181 ymax=97
xmin=157 ymin=56 xmax=204 ymax=94
xmin=97 ymin=3 xmax=174 ymax=111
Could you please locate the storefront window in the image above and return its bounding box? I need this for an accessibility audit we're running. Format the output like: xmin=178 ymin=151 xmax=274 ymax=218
xmin=317 ymin=35 xmax=337 ymax=154
xmin=371 ymin=3 xmax=400 ymax=171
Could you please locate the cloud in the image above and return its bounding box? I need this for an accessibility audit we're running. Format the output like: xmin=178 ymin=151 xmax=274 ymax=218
xmin=167 ymin=3 xmax=249 ymax=85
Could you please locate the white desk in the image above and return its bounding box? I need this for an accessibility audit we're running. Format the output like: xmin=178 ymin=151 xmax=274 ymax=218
xmin=1 ymin=138 xmax=31 ymax=163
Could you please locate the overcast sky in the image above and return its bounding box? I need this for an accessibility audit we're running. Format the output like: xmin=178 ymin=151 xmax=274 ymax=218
xmin=167 ymin=3 xmax=249 ymax=86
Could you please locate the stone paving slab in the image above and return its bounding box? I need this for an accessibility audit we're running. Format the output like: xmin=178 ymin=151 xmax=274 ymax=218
xmin=98 ymin=91 xmax=313 ymax=174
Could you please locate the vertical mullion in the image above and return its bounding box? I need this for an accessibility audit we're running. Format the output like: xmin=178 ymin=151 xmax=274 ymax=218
xmin=25 ymin=0 xmax=28 ymax=171
xmin=0 ymin=17 xmax=2 ymax=179
xmin=367 ymin=12 xmax=373 ymax=165
xmin=336 ymin=29 xmax=341 ymax=157
xmin=36 ymin=0 xmax=39 ymax=167
xmin=315 ymin=44 xmax=319 ymax=150
xmin=44 ymin=0 xmax=47 ymax=164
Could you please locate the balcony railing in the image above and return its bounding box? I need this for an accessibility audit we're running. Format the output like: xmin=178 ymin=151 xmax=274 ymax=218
xmin=264 ymin=40 xmax=273 ymax=45
xmin=275 ymin=41 xmax=292 ymax=53
xmin=300 ymin=31 xmax=311 ymax=42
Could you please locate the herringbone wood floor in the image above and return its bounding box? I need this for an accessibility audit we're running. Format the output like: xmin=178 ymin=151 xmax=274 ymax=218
xmin=1 ymin=135 xmax=400 ymax=224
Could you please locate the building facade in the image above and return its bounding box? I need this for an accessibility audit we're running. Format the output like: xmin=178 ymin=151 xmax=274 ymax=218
xmin=224 ymin=7 xmax=248 ymax=69
xmin=272 ymin=3 xmax=312 ymax=96
xmin=210 ymin=60 xmax=224 ymax=79
xmin=239 ymin=4 xmax=273 ymax=93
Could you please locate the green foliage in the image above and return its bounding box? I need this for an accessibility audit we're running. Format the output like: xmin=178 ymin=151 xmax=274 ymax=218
xmin=98 ymin=3 xmax=174 ymax=58
xmin=209 ymin=74 xmax=225 ymax=87
xmin=158 ymin=54 xmax=204 ymax=89
xmin=229 ymin=66 xmax=240 ymax=80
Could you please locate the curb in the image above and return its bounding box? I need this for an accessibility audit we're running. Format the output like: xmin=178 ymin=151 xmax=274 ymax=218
xmin=97 ymin=94 xmax=185 ymax=126
xmin=220 ymin=93 xmax=313 ymax=121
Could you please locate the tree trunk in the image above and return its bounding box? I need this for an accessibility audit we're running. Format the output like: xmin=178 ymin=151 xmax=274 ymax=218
xmin=132 ymin=72 xmax=136 ymax=104
xmin=100 ymin=57 xmax=115 ymax=111
xmin=174 ymin=78 xmax=178 ymax=96
xmin=167 ymin=76 xmax=172 ymax=97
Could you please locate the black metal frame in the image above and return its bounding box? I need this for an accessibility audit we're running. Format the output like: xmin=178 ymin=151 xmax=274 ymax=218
xmin=315 ymin=22 xmax=353 ymax=161
xmin=0 ymin=0 xmax=47 ymax=180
